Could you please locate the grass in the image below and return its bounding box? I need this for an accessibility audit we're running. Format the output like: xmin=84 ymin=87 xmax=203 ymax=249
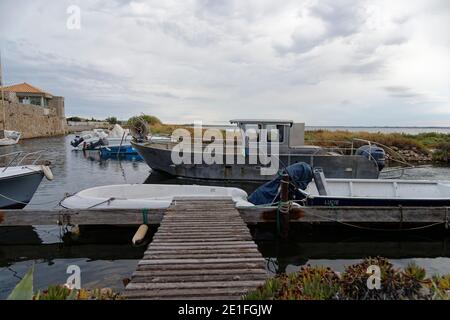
xmin=305 ymin=130 xmax=449 ymax=154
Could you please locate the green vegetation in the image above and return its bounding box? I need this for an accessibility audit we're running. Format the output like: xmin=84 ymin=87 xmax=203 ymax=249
xmin=432 ymin=142 xmax=450 ymax=163
xmin=66 ymin=116 xmax=83 ymax=122
xmin=244 ymin=257 xmax=450 ymax=300
xmin=6 ymin=266 xmax=124 ymax=300
xmin=305 ymin=130 xmax=450 ymax=163
xmin=127 ymin=114 xmax=193 ymax=135
xmin=7 ymin=265 xmax=34 ymax=300
xmin=105 ymin=116 xmax=118 ymax=125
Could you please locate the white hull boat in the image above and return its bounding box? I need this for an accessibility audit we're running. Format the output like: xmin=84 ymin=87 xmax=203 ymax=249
xmin=61 ymin=184 xmax=253 ymax=209
xmin=0 ymin=130 xmax=21 ymax=146
xmin=0 ymin=164 xmax=53 ymax=208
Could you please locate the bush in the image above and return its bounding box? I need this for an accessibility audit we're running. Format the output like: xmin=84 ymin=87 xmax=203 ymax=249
xmin=66 ymin=116 xmax=83 ymax=122
xmin=128 ymin=115 xmax=162 ymax=126
xmin=243 ymin=257 xmax=447 ymax=300
xmin=106 ymin=116 xmax=118 ymax=125
xmin=432 ymin=142 xmax=450 ymax=163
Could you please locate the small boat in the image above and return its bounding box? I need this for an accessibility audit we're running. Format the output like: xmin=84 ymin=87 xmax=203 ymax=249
xmin=0 ymin=130 xmax=21 ymax=146
xmin=99 ymin=145 xmax=140 ymax=157
xmin=0 ymin=164 xmax=53 ymax=209
xmin=304 ymin=176 xmax=450 ymax=207
xmin=71 ymin=125 xmax=134 ymax=151
xmin=248 ymin=164 xmax=450 ymax=207
xmin=60 ymin=184 xmax=251 ymax=209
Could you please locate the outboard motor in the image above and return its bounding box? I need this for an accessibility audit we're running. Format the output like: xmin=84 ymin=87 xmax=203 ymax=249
xmin=248 ymin=162 xmax=313 ymax=205
xmin=70 ymin=136 xmax=84 ymax=147
xmin=356 ymin=145 xmax=386 ymax=171
xmin=85 ymin=137 xmax=108 ymax=150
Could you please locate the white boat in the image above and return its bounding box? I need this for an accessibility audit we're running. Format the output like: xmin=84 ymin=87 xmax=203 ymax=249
xmin=0 ymin=130 xmax=21 ymax=146
xmin=0 ymin=151 xmax=54 ymax=208
xmin=60 ymin=184 xmax=253 ymax=209
xmin=71 ymin=125 xmax=134 ymax=150
xmin=0 ymin=164 xmax=53 ymax=209
xmin=304 ymin=178 xmax=450 ymax=207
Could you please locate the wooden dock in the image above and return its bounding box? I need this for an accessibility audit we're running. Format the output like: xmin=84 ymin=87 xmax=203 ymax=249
xmin=123 ymin=198 xmax=268 ymax=300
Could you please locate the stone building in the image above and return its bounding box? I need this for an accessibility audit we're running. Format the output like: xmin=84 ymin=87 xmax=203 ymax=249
xmin=0 ymin=82 xmax=68 ymax=138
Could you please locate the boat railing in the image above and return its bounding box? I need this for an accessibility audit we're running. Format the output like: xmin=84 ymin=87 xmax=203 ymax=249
xmin=1 ymin=150 xmax=46 ymax=172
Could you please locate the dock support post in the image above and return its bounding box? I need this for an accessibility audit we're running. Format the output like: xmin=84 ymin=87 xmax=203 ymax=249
xmin=279 ymin=174 xmax=290 ymax=240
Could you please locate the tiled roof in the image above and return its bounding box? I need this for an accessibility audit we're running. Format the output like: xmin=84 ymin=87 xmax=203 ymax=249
xmin=0 ymin=82 xmax=52 ymax=96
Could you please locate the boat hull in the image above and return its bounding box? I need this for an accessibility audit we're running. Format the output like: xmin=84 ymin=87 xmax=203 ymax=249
xmin=0 ymin=171 xmax=44 ymax=209
xmin=132 ymin=141 xmax=380 ymax=181
xmin=305 ymin=196 xmax=450 ymax=207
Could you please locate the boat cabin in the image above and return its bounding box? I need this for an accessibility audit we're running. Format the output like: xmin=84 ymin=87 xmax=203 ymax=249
xmin=229 ymin=119 xmax=315 ymax=153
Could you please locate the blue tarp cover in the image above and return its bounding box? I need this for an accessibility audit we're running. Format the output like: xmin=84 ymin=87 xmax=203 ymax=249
xmin=248 ymin=162 xmax=313 ymax=205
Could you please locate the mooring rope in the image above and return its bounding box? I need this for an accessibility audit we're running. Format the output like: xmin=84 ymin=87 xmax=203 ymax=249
xmin=87 ymin=197 xmax=116 ymax=209
xmin=0 ymin=192 xmax=57 ymax=206
xmin=141 ymin=208 xmax=149 ymax=224
xmin=296 ymin=207 xmax=446 ymax=232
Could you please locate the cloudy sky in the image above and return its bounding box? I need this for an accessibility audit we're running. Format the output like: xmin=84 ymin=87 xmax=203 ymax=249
xmin=0 ymin=0 xmax=449 ymax=125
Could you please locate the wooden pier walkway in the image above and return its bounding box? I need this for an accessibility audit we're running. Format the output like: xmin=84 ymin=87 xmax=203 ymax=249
xmin=124 ymin=198 xmax=268 ymax=300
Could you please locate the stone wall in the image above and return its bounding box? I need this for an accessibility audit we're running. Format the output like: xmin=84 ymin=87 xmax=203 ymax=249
xmin=0 ymin=98 xmax=68 ymax=138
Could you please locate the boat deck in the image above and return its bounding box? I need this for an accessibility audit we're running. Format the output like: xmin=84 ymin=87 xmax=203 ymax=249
xmin=123 ymin=198 xmax=268 ymax=300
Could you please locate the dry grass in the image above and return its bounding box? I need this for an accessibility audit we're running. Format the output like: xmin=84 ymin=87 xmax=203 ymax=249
xmin=304 ymin=130 xmax=450 ymax=154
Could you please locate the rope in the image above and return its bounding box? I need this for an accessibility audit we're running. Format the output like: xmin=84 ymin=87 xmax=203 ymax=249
xmin=141 ymin=208 xmax=149 ymax=224
xmin=296 ymin=207 xmax=446 ymax=232
xmin=87 ymin=197 xmax=116 ymax=209
xmin=0 ymin=192 xmax=57 ymax=206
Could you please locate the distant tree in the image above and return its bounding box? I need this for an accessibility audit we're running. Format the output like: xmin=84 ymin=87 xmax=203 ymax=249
xmin=127 ymin=114 xmax=162 ymax=126
xmin=106 ymin=116 xmax=118 ymax=125
xmin=66 ymin=116 xmax=83 ymax=122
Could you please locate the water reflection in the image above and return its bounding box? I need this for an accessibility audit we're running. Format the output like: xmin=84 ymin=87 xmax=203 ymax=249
xmin=252 ymin=224 xmax=450 ymax=276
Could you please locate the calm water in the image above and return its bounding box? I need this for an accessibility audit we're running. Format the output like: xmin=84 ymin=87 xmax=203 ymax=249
xmin=1 ymin=134 xmax=450 ymax=299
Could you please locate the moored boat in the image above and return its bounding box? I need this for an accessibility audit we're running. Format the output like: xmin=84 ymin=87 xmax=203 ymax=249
xmin=60 ymin=184 xmax=251 ymax=209
xmin=0 ymin=164 xmax=53 ymax=209
xmin=132 ymin=119 xmax=385 ymax=181
xmin=0 ymin=130 xmax=21 ymax=146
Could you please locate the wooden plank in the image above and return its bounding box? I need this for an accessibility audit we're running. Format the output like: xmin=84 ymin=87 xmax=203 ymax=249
xmin=138 ymin=257 xmax=265 ymax=265
xmin=155 ymin=230 xmax=250 ymax=236
xmin=148 ymin=241 xmax=256 ymax=247
xmin=2 ymin=206 xmax=448 ymax=227
xmin=136 ymin=261 xmax=267 ymax=271
xmin=126 ymin=280 xmax=265 ymax=290
xmin=123 ymin=287 xmax=250 ymax=299
xmin=148 ymin=240 xmax=257 ymax=246
xmin=131 ymin=274 xmax=267 ymax=283
xmin=158 ymin=222 xmax=248 ymax=232
xmin=147 ymin=244 xmax=258 ymax=250
xmin=145 ymin=248 xmax=260 ymax=255
xmin=132 ymin=269 xmax=268 ymax=277
xmin=151 ymin=237 xmax=252 ymax=242
xmin=0 ymin=209 xmax=163 ymax=226
xmin=143 ymin=253 xmax=263 ymax=259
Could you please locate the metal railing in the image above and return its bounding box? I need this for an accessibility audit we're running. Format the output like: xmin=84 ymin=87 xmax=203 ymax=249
xmin=1 ymin=150 xmax=46 ymax=172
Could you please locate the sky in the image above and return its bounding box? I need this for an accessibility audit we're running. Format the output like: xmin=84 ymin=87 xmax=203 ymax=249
xmin=0 ymin=0 xmax=449 ymax=125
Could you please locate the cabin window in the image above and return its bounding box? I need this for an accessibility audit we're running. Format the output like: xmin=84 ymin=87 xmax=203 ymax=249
xmin=266 ymin=125 xmax=285 ymax=143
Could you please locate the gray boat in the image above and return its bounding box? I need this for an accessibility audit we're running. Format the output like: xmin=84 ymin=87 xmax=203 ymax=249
xmin=0 ymin=151 xmax=53 ymax=209
xmin=132 ymin=119 xmax=385 ymax=181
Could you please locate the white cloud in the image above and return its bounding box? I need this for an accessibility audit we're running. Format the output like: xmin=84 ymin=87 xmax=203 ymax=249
xmin=0 ymin=0 xmax=448 ymax=125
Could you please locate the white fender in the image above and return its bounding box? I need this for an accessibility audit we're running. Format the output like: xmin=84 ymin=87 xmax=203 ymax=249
xmin=132 ymin=224 xmax=149 ymax=245
xmin=41 ymin=165 xmax=54 ymax=181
